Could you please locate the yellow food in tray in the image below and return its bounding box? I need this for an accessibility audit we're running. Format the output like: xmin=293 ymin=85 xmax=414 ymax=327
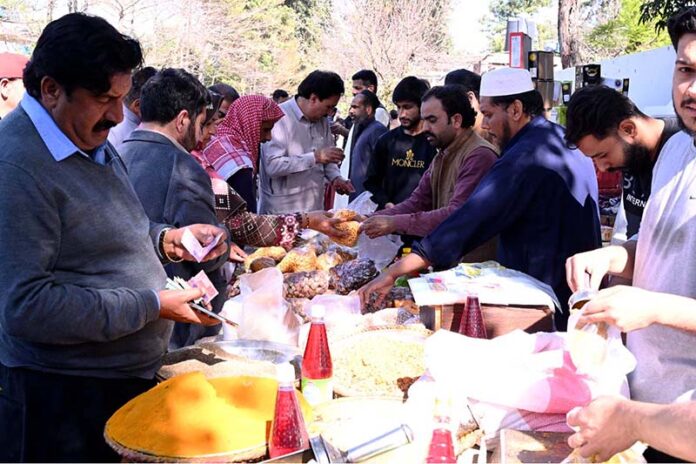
xmin=105 ymin=372 xmax=312 ymax=458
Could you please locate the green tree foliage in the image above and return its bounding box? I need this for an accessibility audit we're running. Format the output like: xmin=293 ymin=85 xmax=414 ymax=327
xmin=639 ymin=0 xmax=696 ymax=32
xmin=588 ymin=0 xmax=671 ymax=57
xmin=284 ymin=0 xmax=331 ymax=57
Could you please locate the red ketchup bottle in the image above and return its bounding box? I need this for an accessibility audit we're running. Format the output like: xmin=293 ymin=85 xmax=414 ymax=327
xmin=301 ymin=304 xmax=333 ymax=406
xmin=269 ymin=363 xmax=309 ymax=458
xmin=426 ymin=393 xmax=457 ymax=463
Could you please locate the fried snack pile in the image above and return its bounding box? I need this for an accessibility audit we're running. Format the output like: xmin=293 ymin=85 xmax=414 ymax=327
xmin=330 ymin=209 xmax=361 ymax=248
xmin=316 ymin=250 xmax=344 ymax=271
xmin=283 ymin=270 xmax=330 ymax=299
xmin=105 ymin=372 xmax=312 ymax=458
xmin=333 ymin=209 xmax=358 ymax=221
xmin=332 ymin=221 xmax=361 ymax=247
xmin=277 ymin=247 xmax=318 ymax=273
xmin=244 ymin=246 xmax=287 ymax=271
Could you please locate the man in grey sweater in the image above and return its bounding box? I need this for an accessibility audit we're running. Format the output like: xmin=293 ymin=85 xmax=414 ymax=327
xmin=0 ymin=14 xmax=228 ymax=462
xmin=120 ymin=68 xmax=232 ymax=349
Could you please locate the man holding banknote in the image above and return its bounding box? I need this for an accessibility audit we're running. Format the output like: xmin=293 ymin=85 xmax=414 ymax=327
xmin=0 ymin=15 xmax=228 ymax=462
xmin=120 ymin=68 xmax=238 ymax=349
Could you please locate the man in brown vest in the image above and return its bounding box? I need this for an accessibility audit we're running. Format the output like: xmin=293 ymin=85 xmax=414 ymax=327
xmin=360 ymin=85 xmax=498 ymax=261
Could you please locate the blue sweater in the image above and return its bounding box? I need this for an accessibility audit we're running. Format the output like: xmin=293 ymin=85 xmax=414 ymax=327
xmin=0 ymin=108 xmax=170 ymax=379
xmin=414 ymin=117 xmax=601 ymax=330
xmin=120 ymin=130 xmax=229 ymax=348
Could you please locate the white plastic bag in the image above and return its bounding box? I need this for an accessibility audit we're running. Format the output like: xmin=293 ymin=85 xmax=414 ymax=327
xmin=236 ymin=267 xmax=301 ymax=346
xmin=342 ymin=192 xmax=403 ymax=270
xmin=423 ymin=328 xmax=635 ymax=416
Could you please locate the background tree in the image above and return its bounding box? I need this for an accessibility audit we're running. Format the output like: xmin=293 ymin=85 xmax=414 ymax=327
xmin=640 ymin=0 xmax=696 ymax=32
xmin=484 ymin=0 xmax=556 ymax=52
xmin=319 ymin=0 xmax=452 ymax=104
xmin=586 ymin=0 xmax=670 ymax=59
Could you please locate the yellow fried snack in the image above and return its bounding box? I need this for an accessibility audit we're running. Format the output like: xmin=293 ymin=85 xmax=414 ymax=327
xmin=331 ymin=221 xmax=360 ymax=247
xmin=317 ymin=250 xmax=345 ymax=271
xmin=277 ymin=247 xmax=318 ymax=273
xmin=333 ymin=209 xmax=357 ymax=221
xmin=105 ymin=372 xmax=312 ymax=458
xmin=244 ymin=246 xmax=287 ymax=271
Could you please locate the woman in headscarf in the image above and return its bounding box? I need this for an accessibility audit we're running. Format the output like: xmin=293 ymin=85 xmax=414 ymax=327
xmin=202 ymin=95 xmax=280 ymax=212
xmin=192 ymin=94 xmax=346 ymax=251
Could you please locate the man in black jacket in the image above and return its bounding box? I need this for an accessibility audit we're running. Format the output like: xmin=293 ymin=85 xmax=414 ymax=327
xmin=120 ymin=68 xmax=233 ymax=348
xmin=364 ymin=76 xmax=436 ymax=210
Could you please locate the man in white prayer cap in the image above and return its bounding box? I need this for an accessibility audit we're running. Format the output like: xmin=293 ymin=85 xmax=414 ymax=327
xmin=359 ymin=67 xmax=600 ymax=330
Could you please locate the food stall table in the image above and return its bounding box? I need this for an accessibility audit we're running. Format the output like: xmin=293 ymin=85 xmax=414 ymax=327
xmin=490 ymin=429 xmax=573 ymax=463
xmin=419 ymin=304 xmax=553 ymax=337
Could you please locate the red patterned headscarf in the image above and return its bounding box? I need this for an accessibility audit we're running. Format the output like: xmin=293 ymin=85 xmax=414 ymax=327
xmin=203 ymin=95 xmax=284 ymax=176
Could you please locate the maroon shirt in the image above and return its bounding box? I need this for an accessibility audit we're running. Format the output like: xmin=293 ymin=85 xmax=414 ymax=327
xmin=376 ymin=146 xmax=498 ymax=237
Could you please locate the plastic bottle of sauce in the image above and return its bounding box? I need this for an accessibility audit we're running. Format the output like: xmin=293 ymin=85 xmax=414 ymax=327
xmin=301 ymin=304 xmax=333 ymax=406
xmin=269 ymin=363 xmax=309 ymax=458
xmin=425 ymin=392 xmax=456 ymax=463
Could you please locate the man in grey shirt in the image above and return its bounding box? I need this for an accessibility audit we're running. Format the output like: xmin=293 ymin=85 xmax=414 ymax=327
xmin=259 ymin=70 xmax=354 ymax=213
xmin=0 ymin=14 xmax=227 ymax=462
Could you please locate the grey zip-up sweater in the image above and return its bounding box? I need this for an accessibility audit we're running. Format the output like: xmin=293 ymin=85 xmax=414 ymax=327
xmin=0 ymin=108 xmax=170 ymax=379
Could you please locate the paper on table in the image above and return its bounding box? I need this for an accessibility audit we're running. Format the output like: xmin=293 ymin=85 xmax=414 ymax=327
xmin=407 ymin=262 xmax=559 ymax=311
xmin=181 ymin=228 xmax=223 ymax=263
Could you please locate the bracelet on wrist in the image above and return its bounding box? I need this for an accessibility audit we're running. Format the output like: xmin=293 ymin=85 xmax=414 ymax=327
xmin=158 ymin=227 xmax=183 ymax=263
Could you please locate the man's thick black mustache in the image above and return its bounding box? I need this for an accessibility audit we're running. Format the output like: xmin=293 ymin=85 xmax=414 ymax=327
xmin=93 ymin=120 xmax=117 ymax=131
xmin=681 ymin=98 xmax=696 ymax=108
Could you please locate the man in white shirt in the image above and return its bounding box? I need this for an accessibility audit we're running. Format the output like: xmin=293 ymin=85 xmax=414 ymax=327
xmin=259 ymin=70 xmax=354 ymax=213
xmin=107 ymin=66 xmax=156 ymax=148
xmin=566 ymin=7 xmax=696 ymax=462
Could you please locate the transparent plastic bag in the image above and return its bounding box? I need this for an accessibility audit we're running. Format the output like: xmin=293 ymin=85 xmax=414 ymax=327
xmin=236 ymin=267 xmax=301 ymax=346
xmin=329 ymin=258 xmax=378 ymax=294
xmin=283 ymin=270 xmax=330 ymax=299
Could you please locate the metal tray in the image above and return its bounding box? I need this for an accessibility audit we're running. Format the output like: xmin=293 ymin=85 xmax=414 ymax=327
xmin=205 ymin=339 xmax=301 ymax=364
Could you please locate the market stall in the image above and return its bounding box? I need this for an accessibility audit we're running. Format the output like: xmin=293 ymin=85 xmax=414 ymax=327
xmin=102 ymin=207 xmax=636 ymax=463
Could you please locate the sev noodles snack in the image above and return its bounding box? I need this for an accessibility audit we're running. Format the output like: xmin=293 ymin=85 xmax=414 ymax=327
xmin=334 ymin=336 xmax=425 ymax=397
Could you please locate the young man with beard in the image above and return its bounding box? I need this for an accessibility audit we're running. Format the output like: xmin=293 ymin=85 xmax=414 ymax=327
xmin=360 ymin=84 xmax=498 ymax=257
xmin=565 ymin=8 xmax=696 ymax=462
xmin=347 ymin=89 xmax=388 ymax=200
xmin=565 ymin=86 xmax=679 ymax=244
xmin=363 ymin=76 xmax=437 ymax=210
xmin=360 ymin=68 xmax=600 ymax=331
xmin=120 ymin=68 xmax=235 ymax=349
xmin=0 ymin=15 xmax=227 ymax=461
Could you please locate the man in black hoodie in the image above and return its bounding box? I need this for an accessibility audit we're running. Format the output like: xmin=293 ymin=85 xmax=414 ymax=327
xmin=364 ymin=76 xmax=436 ymax=210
